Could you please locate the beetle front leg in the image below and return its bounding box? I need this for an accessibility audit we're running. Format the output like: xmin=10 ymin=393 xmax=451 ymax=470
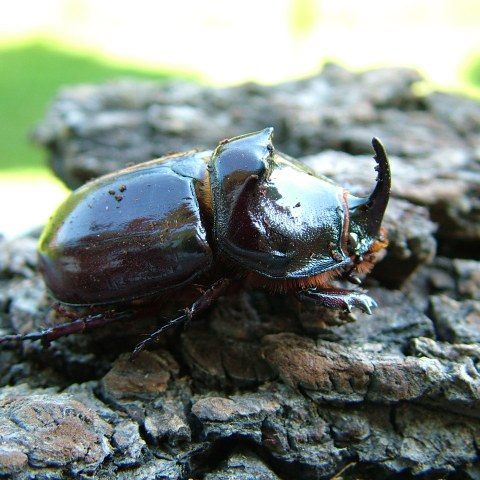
xmin=297 ymin=287 xmax=377 ymax=314
xmin=131 ymin=277 xmax=231 ymax=359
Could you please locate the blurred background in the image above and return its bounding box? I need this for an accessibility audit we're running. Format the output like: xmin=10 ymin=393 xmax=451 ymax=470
xmin=1 ymin=0 xmax=480 ymax=238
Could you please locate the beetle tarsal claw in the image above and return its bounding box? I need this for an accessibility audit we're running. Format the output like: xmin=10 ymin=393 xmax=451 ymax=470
xmin=297 ymin=288 xmax=378 ymax=315
xmin=349 ymin=294 xmax=378 ymax=315
xmin=340 ymin=292 xmax=378 ymax=315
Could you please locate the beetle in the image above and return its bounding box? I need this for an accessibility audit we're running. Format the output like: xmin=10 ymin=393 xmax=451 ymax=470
xmin=1 ymin=128 xmax=391 ymax=357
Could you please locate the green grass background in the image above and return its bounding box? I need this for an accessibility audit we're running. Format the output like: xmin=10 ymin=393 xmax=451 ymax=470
xmin=1 ymin=40 xmax=479 ymax=176
xmin=0 ymin=41 xmax=185 ymax=173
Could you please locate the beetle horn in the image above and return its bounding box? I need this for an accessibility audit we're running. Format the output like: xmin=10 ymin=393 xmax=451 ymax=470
xmin=348 ymin=138 xmax=391 ymax=239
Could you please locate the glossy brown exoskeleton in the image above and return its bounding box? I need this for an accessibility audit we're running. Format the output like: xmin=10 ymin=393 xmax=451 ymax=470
xmin=1 ymin=128 xmax=391 ymax=356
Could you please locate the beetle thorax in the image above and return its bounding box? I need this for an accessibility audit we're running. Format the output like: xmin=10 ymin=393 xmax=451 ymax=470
xmin=213 ymin=155 xmax=351 ymax=279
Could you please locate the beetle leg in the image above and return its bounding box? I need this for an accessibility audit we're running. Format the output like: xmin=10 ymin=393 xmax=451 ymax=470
xmin=0 ymin=310 xmax=132 ymax=347
xmin=348 ymin=275 xmax=362 ymax=285
xmin=131 ymin=277 xmax=231 ymax=360
xmin=297 ymin=288 xmax=377 ymax=314
xmin=343 ymin=270 xmax=362 ymax=285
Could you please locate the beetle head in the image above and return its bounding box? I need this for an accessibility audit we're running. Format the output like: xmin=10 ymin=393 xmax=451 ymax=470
xmin=347 ymin=138 xmax=391 ymax=257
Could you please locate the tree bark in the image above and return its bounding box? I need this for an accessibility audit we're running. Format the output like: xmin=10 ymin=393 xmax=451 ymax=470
xmin=1 ymin=64 xmax=480 ymax=479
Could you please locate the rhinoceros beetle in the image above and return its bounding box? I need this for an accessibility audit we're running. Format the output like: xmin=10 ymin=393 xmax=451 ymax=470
xmin=0 ymin=128 xmax=391 ymax=357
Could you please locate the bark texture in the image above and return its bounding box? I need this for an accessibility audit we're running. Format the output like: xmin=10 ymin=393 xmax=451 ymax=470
xmin=1 ymin=64 xmax=480 ymax=479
